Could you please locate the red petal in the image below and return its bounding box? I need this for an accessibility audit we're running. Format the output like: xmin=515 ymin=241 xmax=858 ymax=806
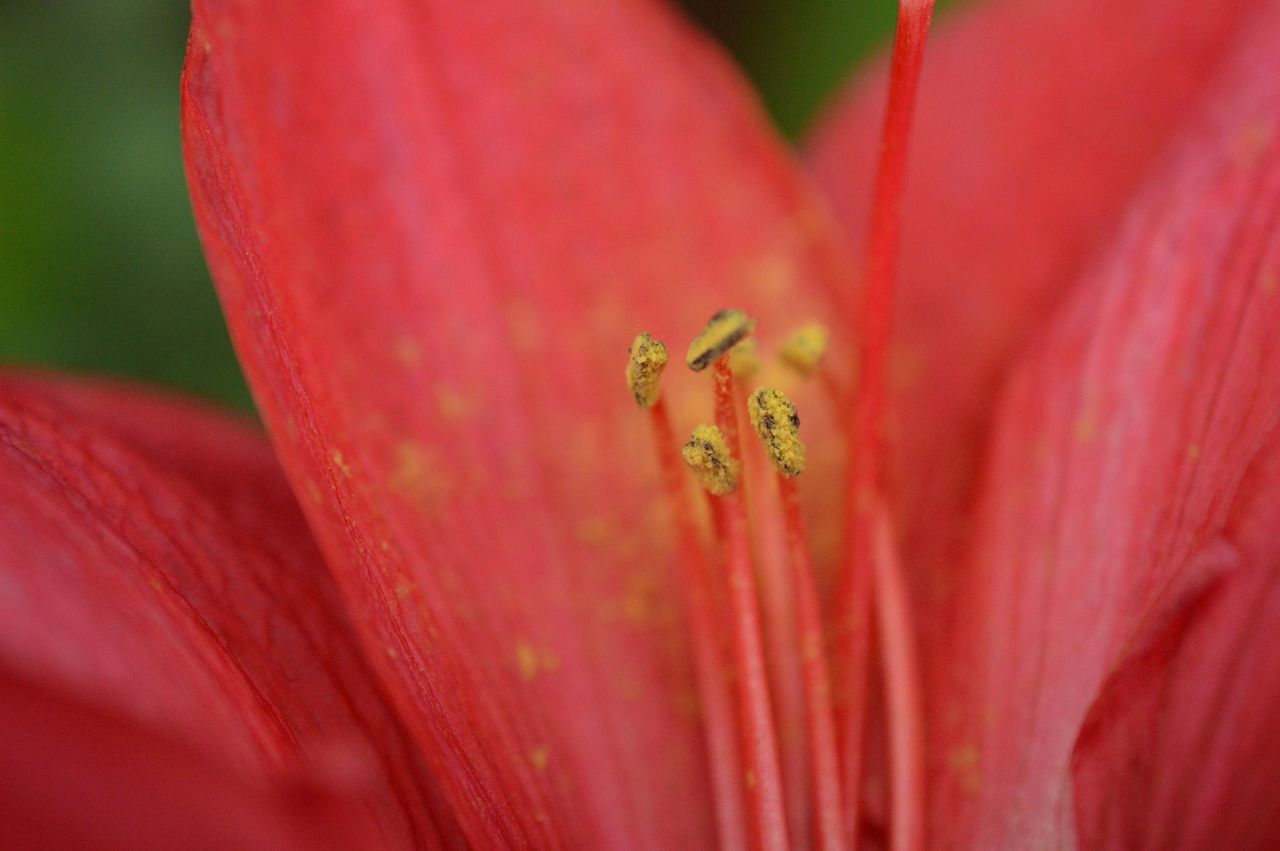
xmin=806 ymin=0 xmax=1263 ymax=660
xmin=1072 ymin=440 xmax=1280 ymax=849
xmin=931 ymin=6 xmax=1280 ymax=844
xmin=0 ymin=662 xmax=377 ymax=850
xmin=0 ymin=374 xmax=457 ymax=848
xmin=182 ymin=1 xmax=854 ymax=844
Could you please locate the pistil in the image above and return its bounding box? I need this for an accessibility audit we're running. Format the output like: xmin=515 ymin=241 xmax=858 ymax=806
xmin=687 ymin=311 xmax=788 ymax=850
xmin=839 ymin=1 xmax=934 ymax=848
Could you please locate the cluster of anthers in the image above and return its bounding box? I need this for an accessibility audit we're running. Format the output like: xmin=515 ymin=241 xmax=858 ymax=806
xmin=626 ymin=309 xmax=841 ymax=850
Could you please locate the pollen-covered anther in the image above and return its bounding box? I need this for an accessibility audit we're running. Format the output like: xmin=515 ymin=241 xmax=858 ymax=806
xmin=748 ymin=387 xmax=806 ymax=477
xmin=625 ymin=333 xmax=669 ymax=408
xmin=779 ymin=322 xmax=829 ymax=376
xmin=686 ymin=309 xmax=757 ymax=371
xmin=681 ymin=424 xmax=741 ymax=496
xmin=729 ymin=339 xmax=762 ymax=380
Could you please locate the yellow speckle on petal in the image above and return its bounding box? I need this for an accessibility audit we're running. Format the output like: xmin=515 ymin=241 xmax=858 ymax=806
xmin=1235 ymin=119 xmax=1274 ymax=166
xmin=388 ymin=441 xmax=452 ymax=512
xmin=303 ymin=477 xmax=324 ymax=506
xmin=681 ymin=424 xmax=740 ymax=495
xmin=1187 ymin=443 xmax=1202 ymax=462
xmin=575 ymin=516 xmax=614 ymax=547
xmin=778 ymin=323 xmax=829 ymax=376
xmin=507 ymin=298 xmax=544 ymax=353
xmin=625 ymin=333 xmax=669 ymax=408
xmin=948 ymin=744 xmax=982 ymax=795
xmin=745 ymin=770 xmax=757 ymax=789
xmin=330 ymin=449 xmax=353 ymax=478
xmin=686 ymin=309 xmax=756 ymax=372
xmin=1074 ymin=394 xmax=1100 ymax=444
xmin=748 ymin=387 xmax=806 ymax=477
xmin=394 ymin=336 xmax=422 ymax=366
xmin=514 ymin=639 xmax=559 ymax=681
xmin=529 ymin=745 xmax=550 ymax=772
xmin=515 ymin=640 xmax=539 ymax=681
xmin=436 ymin=385 xmax=480 ymax=420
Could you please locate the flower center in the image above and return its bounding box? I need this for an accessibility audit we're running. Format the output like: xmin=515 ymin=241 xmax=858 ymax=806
xmin=626 ymin=310 xmax=841 ymax=850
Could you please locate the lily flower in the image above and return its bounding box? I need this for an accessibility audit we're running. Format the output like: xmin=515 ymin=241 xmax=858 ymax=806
xmin=3 ymin=0 xmax=1279 ymax=847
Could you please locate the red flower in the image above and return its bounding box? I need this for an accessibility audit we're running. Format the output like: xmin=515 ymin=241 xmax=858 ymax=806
xmin=3 ymin=0 xmax=1279 ymax=847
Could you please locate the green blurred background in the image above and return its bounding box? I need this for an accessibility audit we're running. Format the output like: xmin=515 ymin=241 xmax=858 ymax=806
xmin=0 ymin=0 xmax=900 ymax=411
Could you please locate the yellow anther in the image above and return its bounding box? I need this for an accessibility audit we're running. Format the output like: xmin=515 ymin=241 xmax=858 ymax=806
xmin=779 ymin=323 xmax=829 ymax=376
xmin=682 ymin=424 xmax=740 ymax=495
xmin=686 ymin=309 xmax=757 ymax=372
xmin=626 ymin=333 xmax=669 ymax=408
xmin=748 ymin=387 xmax=806 ymax=477
xmin=729 ymin=339 xmax=762 ymax=380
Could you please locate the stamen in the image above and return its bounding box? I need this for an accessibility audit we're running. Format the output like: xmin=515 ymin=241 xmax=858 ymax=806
xmin=698 ymin=336 xmax=788 ymax=850
xmin=730 ymin=339 xmax=763 ymax=381
xmin=748 ymin=390 xmax=842 ymax=851
xmin=707 ymin=475 xmax=789 ymax=851
xmin=626 ymin=333 xmax=669 ymax=408
xmin=682 ymin=425 xmax=740 ymax=496
xmin=687 ymin=309 xmax=757 ymax=372
xmin=747 ymin=388 xmax=806 ymax=478
xmin=627 ymin=336 xmax=745 ymax=848
xmin=778 ymin=324 xmax=829 ymax=377
xmin=779 ymin=322 xmax=847 ymax=409
xmin=652 ymin=414 xmax=746 ymax=849
xmin=733 ymin=344 xmax=810 ymax=844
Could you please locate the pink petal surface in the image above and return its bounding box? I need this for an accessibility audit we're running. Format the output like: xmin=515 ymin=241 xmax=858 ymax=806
xmin=182 ymin=0 xmax=853 ymax=845
xmin=0 ymin=663 xmax=377 ymax=851
xmin=934 ymin=5 xmax=1280 ymax=844
xmin=806 ymin=0 xmax=1263 ymax=676
xmin=1072 ymin=439 xmax=1280 ymax=849
xmin=0 ymin=374 xmax=456 ymax=848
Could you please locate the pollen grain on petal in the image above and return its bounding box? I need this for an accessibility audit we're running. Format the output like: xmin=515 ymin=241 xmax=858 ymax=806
xmin=514 ymin=639 xmax=541 ymax=682
xmin=681 ymin=424 xmax=740 ymax=495
xmin=514 ymin=638 xmax=560 ymax=682
xmin=947 ymin=743 xmax=982 ymax=795
xmin=778 ymin=322 xmax=829 ymax=376
xmin=393 ymin=336 xmax=423 ymax=366
xmin=329 ymin=449 xmax=354 ymax=479
xmin=436 ymin=384 xmax=481 ymax=420
xmin=686 ymin=309 xmax=756 ymax=371
xmin=747 ymin=387 xmax=805 ymax=477
xmin=388 ymin=440 xmax=453 ymax=512
xmin=625 ymin=333 xmax=669 ymax=408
